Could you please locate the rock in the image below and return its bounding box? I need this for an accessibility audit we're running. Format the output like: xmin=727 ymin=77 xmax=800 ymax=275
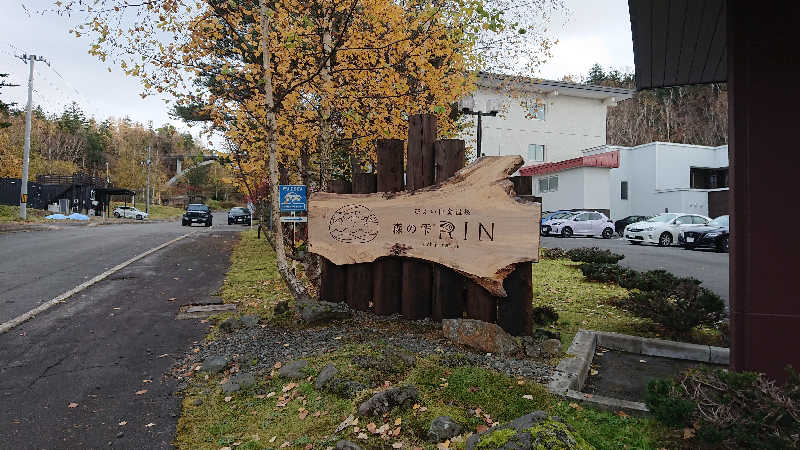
xmin=521 ymin=336 xmax=542 ymax=358
xmin=427 ymin=416 xmax=463 ymax=442
xmin=296 ymin=298 xmax=352 ymax=323
xmin=314 ymin=364 xmax=338 ymax=389
xmin=442 ymin=319 xmax=520 ymax=356
xmin=335 ymin=440 xmax=363 ymax=450
xmin=533 ymin=328 xmax=561 ymax=341
xmin=273 ymin=300 xmax=290 ymax=315
xmin=240 ymin=314 xmax=260 ymax=328
xmin=465 ymin=411 xmax=590 ymax=449
xmin=327 ymin=379 xmax=366 ymax=398
xmin=200 ymin=355 xmax=229 ymax=373
xmin=278 ymin=360 xmax=309 ymax=379
xmin=219 ymin=317 xmax=243 ymax=332
xmin=221 ymin=373 xmax=255 ymax=393
xmin=541 ymin=339 xmax=562 ymax=356
xmin=357 ymin=385 xmax=418 ymax=416
xmin=192 ymin=398 xmax=203 ymax=406
xmin=384 ymin=346 xmax=416 ymax=367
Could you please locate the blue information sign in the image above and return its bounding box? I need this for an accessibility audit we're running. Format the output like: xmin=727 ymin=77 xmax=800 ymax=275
xmin=279 ymin=185 xmax=307 ymax=212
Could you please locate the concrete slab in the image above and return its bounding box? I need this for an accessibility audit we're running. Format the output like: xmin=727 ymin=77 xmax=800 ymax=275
xmin=640 ymin=337 xmax=710 ymax=361
xmin=177 ymin=303 xmax=236 ymax=319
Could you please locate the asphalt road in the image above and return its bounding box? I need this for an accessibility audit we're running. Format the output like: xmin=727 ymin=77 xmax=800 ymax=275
xmin=0 ymin=213 xmax=250 ymax=323
xmin=541 ymin=235 xmax=730 ymax=303
xmin=0 ymin=215 xmax=244 ymax=448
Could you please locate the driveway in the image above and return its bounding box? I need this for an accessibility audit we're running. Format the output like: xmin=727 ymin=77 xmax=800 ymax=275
xmin=0 ymin=222 xmax=243 ymax=448
xmin=541 ymin=235 xmax=729 ymax=303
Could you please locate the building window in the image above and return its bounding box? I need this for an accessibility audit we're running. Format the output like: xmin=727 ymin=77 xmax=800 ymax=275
xmin=528 ymin=144 xmax=545 ymax=162
xmin=527 ymin=102 xmax=546 ymax=120
xmin=621 ymin=181 xmax=628 ymax=200
xmin=538 ymin=175 xmax=559 ymax=193
xmin=690 ymin=167 xmax=729 ymax=189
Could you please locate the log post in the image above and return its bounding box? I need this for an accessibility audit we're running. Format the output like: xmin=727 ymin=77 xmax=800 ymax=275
xmin=346 ymin=173 xmax=377 ymax=311
xmin=402 ymin=114 xmax=436 ymax=319
xmin=465 ymin=281 xmax=497 ymax=323
xmin=431 ymin=139 xmax=466 ymax=320
xmin=497 ymin=175 xmax=534 ymax=335
xmin=373 ymin=139 xmax=405 ymax=315
xmin=319 ymin=179 xmax=351 ymax=303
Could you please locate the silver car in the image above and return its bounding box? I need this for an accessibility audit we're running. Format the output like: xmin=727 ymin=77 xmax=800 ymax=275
xmin=113 ymin=206 xmax=148 ymax=220
xmin=624 ymin=213 xmax=710 ymax=246
xmin=542 ymin=211 xmax=615 ymax=239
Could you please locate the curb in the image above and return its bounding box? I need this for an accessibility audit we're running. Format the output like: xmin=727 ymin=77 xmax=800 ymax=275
xmin=547 ymin=329 xmax=730 ymax=415
xmin=0 ymin=231 xmax=197 ymax=335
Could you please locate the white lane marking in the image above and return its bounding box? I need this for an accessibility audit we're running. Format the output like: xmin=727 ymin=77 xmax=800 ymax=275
xmin=0 ymin=231 xmax=197 ymax=335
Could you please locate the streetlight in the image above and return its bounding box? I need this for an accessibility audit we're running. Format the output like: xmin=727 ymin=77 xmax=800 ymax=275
xmin=460 ymin=95 xmax=498 ymax=158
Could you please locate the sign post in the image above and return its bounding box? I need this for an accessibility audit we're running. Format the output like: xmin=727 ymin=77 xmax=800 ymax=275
xmin=279 ymin=185 xmax=308 ymax=255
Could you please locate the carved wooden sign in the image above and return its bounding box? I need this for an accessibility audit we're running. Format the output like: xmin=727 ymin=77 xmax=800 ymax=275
xmin=308 ymin=156 xmax=541 ymax=296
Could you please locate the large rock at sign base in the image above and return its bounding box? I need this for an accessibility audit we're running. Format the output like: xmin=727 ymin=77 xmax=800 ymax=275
xmin=278 ymin=360 xmax=309 ymax=379
xmin=200 ymin=355 xmax=229 ymax=373
xmin=296 ymin=298 xmax=352 ymax=323
xmin=221 ymin=373 xmax=255 ymax=393
xmin=442 ymin=319 xmax=520 ymax=356
xmin=465 ymin=411 xmax=592 ymax=450
xmin=357 ymin=385 xmax=419 ymax=416
xmin=314 ymin=363 xmax=338 ymax=389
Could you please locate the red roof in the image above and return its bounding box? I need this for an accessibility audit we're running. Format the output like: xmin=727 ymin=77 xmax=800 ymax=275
xmin=519 ymin=150 xmax=619 ymax=176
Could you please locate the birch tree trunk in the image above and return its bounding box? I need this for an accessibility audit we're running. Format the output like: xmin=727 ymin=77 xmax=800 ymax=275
xmin=260 ymin=0 xmax=308 ymax=299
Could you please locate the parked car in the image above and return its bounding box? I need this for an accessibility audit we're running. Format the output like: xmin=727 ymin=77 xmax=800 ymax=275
xmin=182 ymin=204 xmax=212 ymax=227
xmin=542 ymin=211 xmax=615 ymax=238
xmin=614 ymin=215 xmax=650 ymax=236
xmin=679 ymin=215 xmax=729 ymax=252
xmin=540 ymin=210 xmax=573 ymax=225
xmin=623 ymin=213 xmax=710 ymax=246
xmin=113 ymin=205 xmax=148 ymax=220
xmin=227 ymin=207 xmax=252 ymax=225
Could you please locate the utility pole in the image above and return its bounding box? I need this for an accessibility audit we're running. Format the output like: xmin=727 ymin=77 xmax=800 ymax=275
xmin=16 ymin=53 xmax=48 ymax=219
xmin=145 ymin=146 xmax=152 ymax=214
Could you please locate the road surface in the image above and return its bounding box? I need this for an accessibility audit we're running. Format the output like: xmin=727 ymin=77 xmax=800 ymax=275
xmin=541 ymin=235 xmax=729 ymax=303
xmin=0 ymin=214 xmax=245 ymax=448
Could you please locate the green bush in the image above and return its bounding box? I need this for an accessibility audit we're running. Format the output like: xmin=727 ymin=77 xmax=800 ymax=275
xmin=539 ymin=247 xmax=567 ymax=259
xmin=618 ymin=269 xmax=700 ymax=292
xmin=566 ymin=247 xmax=624 ymax=264
xmin=646 ymin=367 xmax=800 ymax=449
xmin=620 ymin=282 xmax=725 ymax=334
xmin=579 ymin=263 xmax=635 ymax=284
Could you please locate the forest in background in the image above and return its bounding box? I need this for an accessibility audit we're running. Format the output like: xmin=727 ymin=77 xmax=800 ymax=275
xmin=579 ymin=63 xmax=728 ymax=148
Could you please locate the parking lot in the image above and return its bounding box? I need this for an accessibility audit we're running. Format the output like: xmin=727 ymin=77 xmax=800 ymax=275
xmin=541 ymin=234 xmax=729 ymax=304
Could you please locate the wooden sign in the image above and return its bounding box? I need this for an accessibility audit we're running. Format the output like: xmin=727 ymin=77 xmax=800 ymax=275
xmin=308 ymin=156 xmax=541 ymax=296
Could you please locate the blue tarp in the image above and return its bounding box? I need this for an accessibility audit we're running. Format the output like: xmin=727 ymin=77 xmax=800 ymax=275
xmin=45 ymin=214 xmax=68 ymax=220
xmin=67 ymin=213 xmax=90 ymax=221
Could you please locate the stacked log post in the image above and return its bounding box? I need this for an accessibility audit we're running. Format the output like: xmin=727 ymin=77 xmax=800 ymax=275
xmin=465 ymin=281 xmax=498 ymax=323
xmin=431 ymin=139 xmax=466 ymax=320
xmin=497 ymin=175 xmax=534 ymax=335
xmin=346 ymin=173 xmax=377 ymax=311
xmin=373 ymin=139 xmax=405 ymax=315
xmin=402 ymin=114 xmax=437 ymax=319
xmin=319 ymin=179 xmax=351 ymax=303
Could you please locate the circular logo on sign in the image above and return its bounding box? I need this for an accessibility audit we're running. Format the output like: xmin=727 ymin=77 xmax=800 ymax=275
xmin=328 ymin=204 xmax=379 ymax=244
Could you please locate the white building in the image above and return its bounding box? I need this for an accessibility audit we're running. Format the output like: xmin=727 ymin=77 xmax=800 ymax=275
xmin=459 ymin=72 xmax=634 ymax=165
xmin=521 ymin=142 xmax=729 ymax=219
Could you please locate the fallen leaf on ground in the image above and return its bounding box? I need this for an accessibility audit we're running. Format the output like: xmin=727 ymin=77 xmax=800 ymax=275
xmin=280 ymin=442 xmax=291 ymax=448
xmin=522 ymin=395 xmax=534 ymax=400
xmin=269 ymin=436 xmax=277 ymax=443
xmin=436 ymin=441 xmax=450 ymax=449
xmin=135 ymin=390 xmax=148 ymax=395
xmin=357 ymin=432 xmax=368 ymax=440
xmin=274 ymin=362 xmax=282 ymax=369
xmin=392 ymin=427 xmax=401 ymax=436
xmin=298 ymin=410 xmax=308 ymax=420
xmin=220 ymin=447 xmax=231 ymax=450
xmin=143 ymin=379 xmax=152 ymax=383
xmin=590 ymin=369 xmax=599 ymax=376
xmin=476 ymin=425 xmax=488 ymax=433
xmin=118 ymin=421 xmax=127 ymax=426
xmin=255 ymin=394 xmax=265 ymax=399
xmin=282 ymin=383 xmax=297 ymax=392
xmin=68 ymin=403 xmax=78 ymax=408
xmin=616 ymin=411 xmax=630 ymax=418
xmin=168 ymin=298 xmax=176 ymax=301
xmin=639 ymin=359 xmax=647 ymax=363
xmin=517 ymin=380 xmax=525 ymax=385
xmin=392 ymin=443 xmax=403 ymax=449
xmin=158 ymin=354 xmax=169 ymax=358
xmin=224 ymin=396 xmax=232 ymax=402
xmin=683 ymin=428 xmax=695 ymax=439
xmin=394 ymin=417 xmax=402 ymax=425
xmin=419 ymin=407 xmax=427 ymax=412
xmin=568 ymin=402 xmax=584 ymax=411
xmin=145 ymin=423 xmax=155 ymax=427
xmin=367 ymin=423 xmax=377 ymax=433
xmin=266 ymin=391 xmax=276 ymax=398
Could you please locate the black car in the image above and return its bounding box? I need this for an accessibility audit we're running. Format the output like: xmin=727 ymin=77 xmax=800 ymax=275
xmin=614 ymin=215 xmax=650 ymax=236
xmin=182 ymin=204 xmax=212 ymax=227
xmin=227 ymin=207 xmax=252 ymax=225
xmin=678 ymin=215 xmax=729 ymax=252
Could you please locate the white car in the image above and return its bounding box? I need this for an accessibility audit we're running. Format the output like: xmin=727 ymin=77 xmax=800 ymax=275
xmin=624 ymin=213 xmax=710 ymax=246
xmin=113 ymin=206 xmax=148 ymax=220
xmin=542 ymin=211 xmax=616 ymax=239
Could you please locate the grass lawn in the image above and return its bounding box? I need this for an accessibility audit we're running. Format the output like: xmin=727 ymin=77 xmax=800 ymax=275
xmin=533 ymin=257 xmax=724 ymax=349
xmin=175 ymin=234 xmax=676 ymax=449
xmin=0 ymin=205 xmax=47 ymax=223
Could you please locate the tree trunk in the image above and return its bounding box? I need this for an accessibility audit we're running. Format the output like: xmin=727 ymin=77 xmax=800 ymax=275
xmin=261 ymin=0 xmax=307 ymax=300
xmin=317 ymin=16 xmax=334 ymax=191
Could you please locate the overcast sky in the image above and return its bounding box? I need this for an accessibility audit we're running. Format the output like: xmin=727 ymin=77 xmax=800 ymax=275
xmin=0 ymin=0 xmax=634 ymax=149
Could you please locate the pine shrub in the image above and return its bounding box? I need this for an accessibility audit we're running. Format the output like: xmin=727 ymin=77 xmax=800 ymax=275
xmin=566 ymin=247 xmax=625 ymax=264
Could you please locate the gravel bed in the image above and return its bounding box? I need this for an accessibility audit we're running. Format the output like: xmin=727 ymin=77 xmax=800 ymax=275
xmin=175 ymin=311 xmax=553 ymax=384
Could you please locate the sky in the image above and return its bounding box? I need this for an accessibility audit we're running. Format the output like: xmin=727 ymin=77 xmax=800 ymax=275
xmin=0 ymin=0 xmax=635 ymax=149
